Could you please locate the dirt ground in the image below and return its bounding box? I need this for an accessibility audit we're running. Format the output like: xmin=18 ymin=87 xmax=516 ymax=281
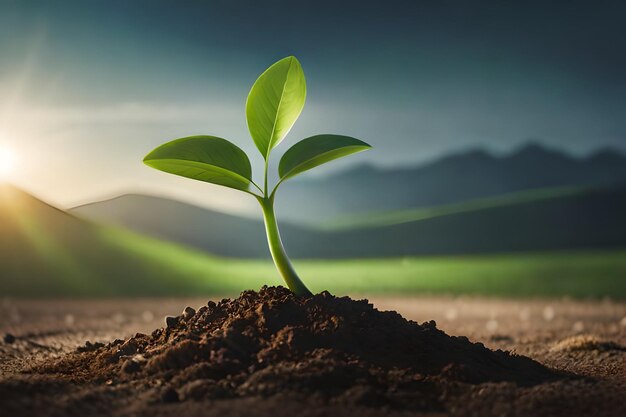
xmin=1 ymin=294 xmax=625 ymax=416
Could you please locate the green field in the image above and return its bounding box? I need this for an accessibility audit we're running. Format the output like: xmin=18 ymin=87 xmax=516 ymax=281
xmin=322 ymin=186 xmax=585 ymax=230
xmin=3 ymin=185 xmax=625 ymax=299
xmin=93 ymin=227 xmax=626 ymax=298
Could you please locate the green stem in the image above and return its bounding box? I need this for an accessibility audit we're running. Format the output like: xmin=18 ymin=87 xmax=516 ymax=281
xmin=257 ymin=196 xmax=312 ymax=296
xmin=263 ymin=158 xmax=269 ymax=197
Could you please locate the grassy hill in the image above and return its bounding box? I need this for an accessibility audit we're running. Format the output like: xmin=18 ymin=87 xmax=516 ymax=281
xmin=301 ymin=185 xmax=626 ymax=258
xmin=320 ymin=187 xmax=585 ymax=230
xmin=4 ymin=185 xmax=626 ymax=298
xmin=71 ymin=193 xmax=295 ymax=258
xmin=72 ymin=185 xmax=626 ymax=258
xmin=0 ymin=184 xmax=247 ymax=296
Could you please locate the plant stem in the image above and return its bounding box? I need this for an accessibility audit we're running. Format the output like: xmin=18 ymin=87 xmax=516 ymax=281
xmin=263 ymin=158 xmax=269 ymax=197
xmin=258 ymin=196 xmax=312 ymax=296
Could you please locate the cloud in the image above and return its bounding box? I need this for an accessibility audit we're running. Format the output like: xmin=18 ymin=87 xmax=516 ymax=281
xmin=16 ymin=102 xmax=241 ymax=125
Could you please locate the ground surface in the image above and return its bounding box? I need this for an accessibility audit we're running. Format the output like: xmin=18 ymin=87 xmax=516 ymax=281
xmin=1 ymin=294 xmax=625 ymax=416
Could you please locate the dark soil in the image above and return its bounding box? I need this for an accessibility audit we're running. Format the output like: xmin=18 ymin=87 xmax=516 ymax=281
xmin=1 ymin=287 xmax=625 ymax=417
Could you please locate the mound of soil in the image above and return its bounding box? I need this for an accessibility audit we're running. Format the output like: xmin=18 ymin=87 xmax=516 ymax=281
xmin=34 ymin=286 xmax=557 ymax=411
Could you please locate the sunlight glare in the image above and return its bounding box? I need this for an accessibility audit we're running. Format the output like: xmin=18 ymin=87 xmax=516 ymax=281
xmin=0 ymin=146 xmax=17 ymax=179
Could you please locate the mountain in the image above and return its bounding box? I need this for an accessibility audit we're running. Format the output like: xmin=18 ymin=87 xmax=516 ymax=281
xmin=71 ymin=194 xmax=309 ymax=258
xmin=71 ymin=185 xmax=626 ymax=259
xmin=69 ymin=143 xmax=626 ymax=259
xmin=0 ymin=185 xmax=253 ymax=296
xmin=294 ymin=185 xmax=626 ymax=258
xmin=275 ymin=143 xmax=626 ymax=223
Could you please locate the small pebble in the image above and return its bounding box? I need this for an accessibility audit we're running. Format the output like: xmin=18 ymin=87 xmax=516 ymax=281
xmin=572 ymin=321 xmax=585 ymax=332
xmin=444 ymin=308 xmax=458 ymax=321
xmin=182 ymin=306 xmax=196 ymax=319
xmin=112 ymin=313 xmax=126 ymax=324
xmin=3 ymin=333 xmax=16 ymax=344
xmin=620 ymin=317 xmax=626 ymax=327
xmin=64 ymin=314 xmax=75 ymax=326
xmin=9 ymin=309 xmax=20 ymax=323
xmin=121 ymin=354 xmax=146 ymax=374
xmin=518 ymin=308 xmax=531 ymax=322
xmin=165 ymin=316 xmax=178 ymax=328
xmin=542 ymin=306 xmax=555 ymax=322
xmin=141 ymin=310 xmax=155 ymax=322
xmin=486 ymin=319 xmax=499 ymax=333
xmin=121 ymin=358 xmax=142 ymax=374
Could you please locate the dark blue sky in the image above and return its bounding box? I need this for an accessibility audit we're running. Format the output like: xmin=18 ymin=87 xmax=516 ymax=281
xmin=1 ymin=0 xmax=625 ymax=210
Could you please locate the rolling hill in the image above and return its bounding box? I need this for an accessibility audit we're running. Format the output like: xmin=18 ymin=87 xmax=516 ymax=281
xmin=71 ymin=185 xmax=626 ymax=258
xmin=276 ymin=143 xmax=626 ymax=223
xmin=71 ymin=193 xmax=305 ymax=258
xmin=0 ymin=184 xmax=262 ymax=296
xmin=299 ymin=185 xmax=626 ymax=258
xmin=4 ymin=184 xmax=626 ymax=298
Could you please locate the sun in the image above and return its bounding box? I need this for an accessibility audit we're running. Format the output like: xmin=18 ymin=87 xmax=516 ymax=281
xmin=0 ymin=146 xmax=17 ymax=179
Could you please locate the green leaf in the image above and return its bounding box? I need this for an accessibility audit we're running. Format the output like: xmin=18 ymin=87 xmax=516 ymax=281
xmin=279 ymin=134 xmax=371 ymax=180
xmin=246 ymin=56 xmax=306 ymax=159
xmin=143 ymin=136 xmax=253 ymax=192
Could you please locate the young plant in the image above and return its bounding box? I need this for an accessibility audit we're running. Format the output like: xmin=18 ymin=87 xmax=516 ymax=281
xmin=143 ymin=56 xmax=371 ymax=296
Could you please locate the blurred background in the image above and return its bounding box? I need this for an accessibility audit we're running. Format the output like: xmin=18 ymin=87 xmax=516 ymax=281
xmin=1 ymin=0 xmax=625 ymax=298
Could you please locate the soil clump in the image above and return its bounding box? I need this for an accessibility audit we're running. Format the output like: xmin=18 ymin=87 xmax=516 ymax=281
xmin=35 ymin=286 xmax=557 ymax=411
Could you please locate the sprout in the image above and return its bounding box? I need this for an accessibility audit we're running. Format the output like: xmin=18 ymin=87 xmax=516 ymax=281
xmin=144 ymin=56 xmax=371 ymax=296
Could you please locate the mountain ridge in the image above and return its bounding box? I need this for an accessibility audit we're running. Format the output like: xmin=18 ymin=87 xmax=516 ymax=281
xmin=275 ymin=143 xmax=626 ymax=222
xmin=298 ymin=143 xmax=626 ymax=182
xmin=67 ymin=142 xmax=626 ymax=258
xmin=71 ymin=184 xmax=626 ymax=259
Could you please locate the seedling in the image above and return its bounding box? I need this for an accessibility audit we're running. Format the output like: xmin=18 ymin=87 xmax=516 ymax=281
xmin=144 ymin=56 xmax=371 ymax=296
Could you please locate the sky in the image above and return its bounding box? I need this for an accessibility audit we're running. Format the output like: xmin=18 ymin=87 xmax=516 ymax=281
xmin=1 ymin=0 xmax=625 ymax=214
